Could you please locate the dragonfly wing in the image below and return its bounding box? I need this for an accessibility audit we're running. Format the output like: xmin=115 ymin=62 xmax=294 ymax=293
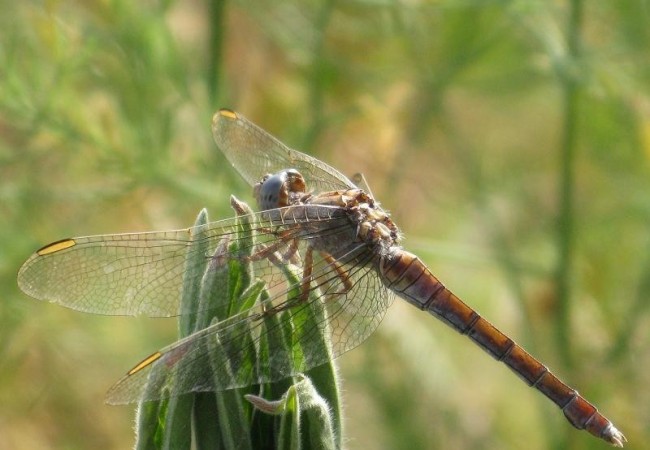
xmin=350 ymin=172 xmax=375 ymax=198
xmin=17 ymin=206 xmax=343 ymax=317
xmin=18 ymin=228 xmax=203 ymax=316
xmin=212 ymin=109 xmax=357 ymax=192
xmin=106 ymin=224 xmax=393 ymax=403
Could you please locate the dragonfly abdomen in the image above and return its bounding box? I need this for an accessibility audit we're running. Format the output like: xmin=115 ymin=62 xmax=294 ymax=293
xmin=380 ymin=249 xmax=626 ymax=447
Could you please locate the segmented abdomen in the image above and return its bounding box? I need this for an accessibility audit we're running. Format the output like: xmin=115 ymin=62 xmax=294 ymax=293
xmin=378 ymin=249 xmax=625 ymax=447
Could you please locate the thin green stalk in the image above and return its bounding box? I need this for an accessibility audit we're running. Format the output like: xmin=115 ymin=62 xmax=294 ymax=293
xmin=207 ymin=0 xmax=227 ymax=106
xmin=304 ymin=0 xmax=335 ymax=150
xmin=608 ymin=237 xmax=650 ymax=361
xmin=555 ymin=0 xmax=584 ymax=372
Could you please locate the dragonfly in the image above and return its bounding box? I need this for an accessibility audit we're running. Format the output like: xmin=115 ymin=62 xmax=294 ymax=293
xmin=18 ymin=109 xmax=626 ymax=447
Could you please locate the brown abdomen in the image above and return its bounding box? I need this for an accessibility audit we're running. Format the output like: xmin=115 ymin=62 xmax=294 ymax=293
xmin=379 ymin=249 xmax=625 ymax=447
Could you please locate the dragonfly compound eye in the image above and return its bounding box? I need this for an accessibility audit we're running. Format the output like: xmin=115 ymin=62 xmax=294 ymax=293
xmin=256 ymin=173 xmax=286 ymax=210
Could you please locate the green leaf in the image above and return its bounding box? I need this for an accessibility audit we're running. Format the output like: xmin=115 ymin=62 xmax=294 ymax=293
xmin=135 ymin=204 xmax=341 ymax=449
xmin=268 ymin=256 xmax=341 ymax=446
xmin=135 ymin=208 xmax=211 ymax=450
xmin=248 ymin=375 xmax=337 ymax=450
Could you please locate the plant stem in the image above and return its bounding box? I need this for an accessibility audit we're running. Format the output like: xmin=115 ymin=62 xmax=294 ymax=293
xmin=304 ymin=0 xmax=335 ymax=150
xmin=207 ymin=0 xmax=227 ymax=106
xmin=556 ymin=0 xmax=583 ymax=372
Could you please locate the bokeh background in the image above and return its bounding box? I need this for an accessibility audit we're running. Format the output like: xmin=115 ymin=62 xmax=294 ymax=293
xmin=1 ymin=1 xmax=648 ymax=449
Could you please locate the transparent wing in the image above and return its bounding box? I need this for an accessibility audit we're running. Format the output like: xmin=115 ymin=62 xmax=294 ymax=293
xmin=212 ymin=109 xmax=357 ymax=192
xmin=350 ymin=172 xmax=375 ymax=198
xmin=17 ymin=204 xmax=353 ymax=317
xmin=105 ymin=209 xmax=393 ymax=403
xmin=18 ymin=223 xmax=235 ymax=317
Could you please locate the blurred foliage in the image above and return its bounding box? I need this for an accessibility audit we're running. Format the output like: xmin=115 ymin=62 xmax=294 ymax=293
xmin=1 ymin=0 xmax=648 ymax=449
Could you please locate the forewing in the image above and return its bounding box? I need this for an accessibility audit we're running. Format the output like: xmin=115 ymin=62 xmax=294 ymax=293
xmin=18 ymin=229 xmax=202 ymax=316
xmin=18 ymin=205 xmax=349 ymax=317
xmin=212 ymin=109 xmax=356 ymax=192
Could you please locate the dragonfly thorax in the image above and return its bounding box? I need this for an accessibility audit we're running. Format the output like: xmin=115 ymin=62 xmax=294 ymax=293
xmin=308 ymin=188 xmax=402 ymax=256
xmin=346 ymin=191 xmax=401 ymax=255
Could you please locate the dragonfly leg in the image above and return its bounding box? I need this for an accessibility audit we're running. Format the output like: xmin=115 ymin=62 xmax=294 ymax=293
xmin=319 ymin=251 xmax=353 ymax=293
xmin=298 ymin=246 xmax=314 ymax=304
xmin=247 ymin=229 xmax=299 ymax=263
xmin=258 ymin=245 xmax=314 ymax=318
xmin=282 ymin=237 xmax=301 ymax=265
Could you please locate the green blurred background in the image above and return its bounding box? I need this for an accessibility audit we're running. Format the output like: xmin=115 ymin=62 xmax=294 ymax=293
xmin=1 ymin=0 xmax=648 ymax=449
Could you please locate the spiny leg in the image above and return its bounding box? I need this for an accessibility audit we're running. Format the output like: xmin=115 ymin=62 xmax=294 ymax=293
xmin=258 ymin=245 xmax=315 ymax=317
xmin=299 ymin=246 xmax=314 ymax=304
xmin=246 ymin=228 xmax=300 ymax=263
xmin=283 ymin=237 xmax=301 ymax=265
xmin=320 ymin=251 xmax=353 ymax=293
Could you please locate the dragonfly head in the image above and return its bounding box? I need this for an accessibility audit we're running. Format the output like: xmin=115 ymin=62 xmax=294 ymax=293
xmin=253 ymin=169 xmax=308 ymax=210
